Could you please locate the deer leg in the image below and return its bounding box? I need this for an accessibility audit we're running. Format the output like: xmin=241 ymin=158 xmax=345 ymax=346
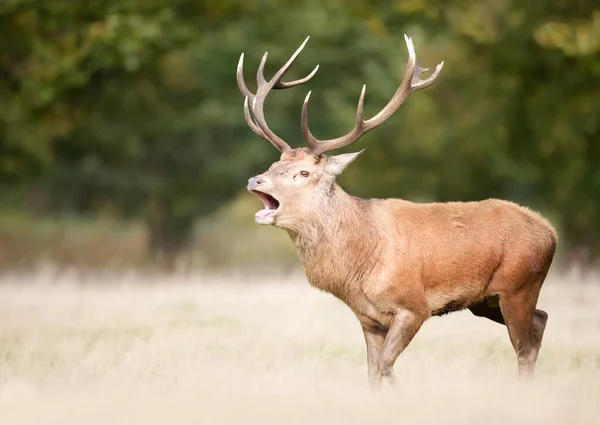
xmin=361 ymin=325 xmax=387 ymax=389
xmin=499 ymin=287 xmax=545 ymax=377
xmin=376 ymin=310 xmax=425 ymax=384
xmin=531 ymin=309 xmax=548 ymax=355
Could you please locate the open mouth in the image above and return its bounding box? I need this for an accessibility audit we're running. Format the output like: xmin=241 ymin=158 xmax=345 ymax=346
xmin=251 ymin=190 xmax=280 ymax=224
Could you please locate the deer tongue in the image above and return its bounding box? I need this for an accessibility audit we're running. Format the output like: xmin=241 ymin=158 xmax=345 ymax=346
xmin=255 ymin=208 xmax=277 ymax=225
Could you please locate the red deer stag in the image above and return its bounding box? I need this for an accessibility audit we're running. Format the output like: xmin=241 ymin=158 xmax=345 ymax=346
xmin=237 ymin=35 xmax=557 ymax=388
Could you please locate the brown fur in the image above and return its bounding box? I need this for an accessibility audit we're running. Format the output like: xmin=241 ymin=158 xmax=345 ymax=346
xmin=248 ymin=148 xmax=557 ymax=389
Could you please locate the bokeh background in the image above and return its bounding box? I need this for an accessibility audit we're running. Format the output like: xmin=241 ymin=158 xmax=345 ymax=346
xmin=1 ymin=0 xmax=599 ymax=276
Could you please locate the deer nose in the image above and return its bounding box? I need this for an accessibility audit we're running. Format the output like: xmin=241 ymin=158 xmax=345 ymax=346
xmin=247 ymin=176 xmax=266 ymax=191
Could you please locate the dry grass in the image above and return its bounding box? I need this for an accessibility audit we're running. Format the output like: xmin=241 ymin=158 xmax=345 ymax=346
xmin=0 ymin=271 xmax=599 ymax=425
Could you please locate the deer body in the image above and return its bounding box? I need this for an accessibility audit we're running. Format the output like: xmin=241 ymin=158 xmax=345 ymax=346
xmin=289 ymin=183 xmax=556 ymax=329
xmin=237 ymin=35 xmax=557 ymax=388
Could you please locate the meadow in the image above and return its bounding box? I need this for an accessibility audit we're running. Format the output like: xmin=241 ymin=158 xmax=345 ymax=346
xmin=0 ymin=270 xmax=599 ymax=425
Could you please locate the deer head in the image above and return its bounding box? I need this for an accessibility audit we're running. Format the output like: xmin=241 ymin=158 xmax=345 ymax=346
xmin=238 ymin=35 xmax=443 ymax=228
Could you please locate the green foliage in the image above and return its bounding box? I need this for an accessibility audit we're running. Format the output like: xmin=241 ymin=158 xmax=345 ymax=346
xmin=343 ymin=0 xmax=600 ymax=266
xmin=0 ymin=0 xmax=598 ymax=270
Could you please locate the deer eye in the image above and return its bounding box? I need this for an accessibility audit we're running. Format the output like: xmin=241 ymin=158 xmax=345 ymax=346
xmin=300 ymin=171 xmax=310 ymax=178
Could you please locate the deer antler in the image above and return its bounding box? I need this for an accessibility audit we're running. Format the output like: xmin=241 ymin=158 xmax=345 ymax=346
xmin=301 ymin=35 xmax=444 ymax=157
xmin=237 ymin=37 xmax=319 ymax=152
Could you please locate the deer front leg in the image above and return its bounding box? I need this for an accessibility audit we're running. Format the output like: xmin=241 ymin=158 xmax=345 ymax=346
xmin=377 ymin=309 xmax=426 ymax=384
xmin=361 ymin=324 xmax=387 ymax=389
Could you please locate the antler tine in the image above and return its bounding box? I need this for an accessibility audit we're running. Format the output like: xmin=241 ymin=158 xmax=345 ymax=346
xmin=238 ymin=52 xmax=283 ymax=149
xmin=237 ymin=37 xmax=319 ymax=153
xmin=237 ymin=53 xmax=254 ymax=101
xmin=302 ymin=86 xmax=368 ymax=154
xmin=256 ymin=52 xmax=269 ymax=87
xmin=237 ymin=49 xmax=291 ymax=152
xmin=272 ymin=37 xmax=319 ymax=89
xmin=302 ymin=34 xmax=444 ymax=157
xmin=243 ymin=96 xmax=268 ymax=140
xmin=276 ymin=64 xmax=319 ymax=89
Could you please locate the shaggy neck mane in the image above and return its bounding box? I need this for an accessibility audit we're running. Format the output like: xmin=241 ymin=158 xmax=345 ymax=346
xmin=286 ymin=183 xmax=383 ymax=290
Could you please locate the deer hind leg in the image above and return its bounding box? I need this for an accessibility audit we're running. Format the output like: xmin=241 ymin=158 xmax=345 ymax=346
xmin=499 ymin=283 xmax=546 ymax=377
xmin=531 ymin=308 xmax=548 ymax=353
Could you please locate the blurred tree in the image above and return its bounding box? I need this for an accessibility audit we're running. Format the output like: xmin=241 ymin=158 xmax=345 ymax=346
xmin=341 ymin=1 xmax=600 ymax=270
xmin=441 ymin=0 xmax=600 ymax=269
xmin=0 ymin=0 xmax=278 ymax=269
xmin=0 ymin=0 xmax=598 ymax=272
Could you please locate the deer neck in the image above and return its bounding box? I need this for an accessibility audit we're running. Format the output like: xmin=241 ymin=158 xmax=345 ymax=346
xmin=286 ymin=184 xmax=382 ymax=290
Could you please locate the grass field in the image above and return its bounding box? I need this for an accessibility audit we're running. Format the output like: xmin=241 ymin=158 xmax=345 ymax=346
xmin=1 ymin=271 xmax=599 ymax=425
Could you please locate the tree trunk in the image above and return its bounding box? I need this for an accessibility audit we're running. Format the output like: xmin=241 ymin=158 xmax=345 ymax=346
xmin=146 ymin=204 xmax=195 ymax=273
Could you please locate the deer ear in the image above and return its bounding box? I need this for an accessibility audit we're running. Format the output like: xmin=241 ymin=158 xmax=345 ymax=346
xmin=324 ymin=149 xmax=364 ymax=176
